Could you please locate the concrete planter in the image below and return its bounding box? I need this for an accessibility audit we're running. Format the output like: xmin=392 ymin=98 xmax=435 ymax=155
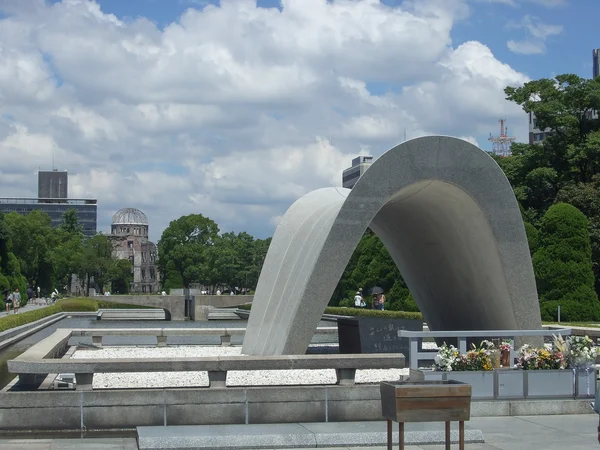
xmin=417 ymin=368 xmax=584 ymax=400
xmin=444 ymin=371 xmax=495 ymax=400
xmin=420 ymin=371 xmax=494 ymax=399
xmin=525 ymin=370 xmax=573 ymax=399
xmin=337 ymin=317 xmax=422 ymax=356
xmin=575 ymin=367 xmax=597 ymax=398
xmin=496 ymin=369 xmax=524 ymax=399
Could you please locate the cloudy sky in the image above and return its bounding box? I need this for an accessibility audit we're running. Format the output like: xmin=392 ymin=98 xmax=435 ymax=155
xmin=0 ymin=0 xmax=597 ymax=243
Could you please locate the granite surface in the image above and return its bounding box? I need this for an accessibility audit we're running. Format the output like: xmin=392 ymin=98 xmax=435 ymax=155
xmin=136 ymin=421 xmax=485 ymax=449
xmin=243 ymin=135 xmax=542 ymax=356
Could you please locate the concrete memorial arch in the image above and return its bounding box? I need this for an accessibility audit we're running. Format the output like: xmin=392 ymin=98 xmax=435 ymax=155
xmin=242 ymin=136 xmax=542 ymax=356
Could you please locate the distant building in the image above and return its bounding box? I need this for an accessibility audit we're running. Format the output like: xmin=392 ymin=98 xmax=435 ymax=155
xmin=529 ymin=49 xmax=600 ymax=146
xmin=528 ymin=112 xmax=554 ymax=145
xmin=109 ymin=208 xmax=159 ymax=294
xmin=342 ymin=156 xmax=373 ymax=189
xmin=38 ymin=170 xmax=68 ymax=199
xmin=0 ymin=170 xmax=97 ymax=237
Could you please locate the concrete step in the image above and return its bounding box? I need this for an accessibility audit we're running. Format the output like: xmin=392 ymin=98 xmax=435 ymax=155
xmin=97 ymin=309 xmax=165 ymax=320
xmin=136 ymin=421 xmax=484 ymax=449
xmin=207 ymin=308 xmax=243 ymax=320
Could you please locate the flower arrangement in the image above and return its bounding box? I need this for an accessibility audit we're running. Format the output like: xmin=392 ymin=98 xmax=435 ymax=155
xmin=434 ymin=341 xmax=495 ymax=372
xmin=499 ymin=341 xmax=513 ymax=353
xmin=432 ymin=335 xmax=598 ymax=372
xmin=568 ymin=335 xmax=599 ymax=367
xmin=515 ymin=344 xmax=567 ymax=370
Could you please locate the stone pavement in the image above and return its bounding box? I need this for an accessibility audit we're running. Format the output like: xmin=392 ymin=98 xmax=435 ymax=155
xmin=0 ymin=414 xmax=599 ymax=449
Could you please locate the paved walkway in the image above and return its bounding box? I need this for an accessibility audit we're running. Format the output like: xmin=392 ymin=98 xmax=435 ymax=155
xmin=0 ymin=415 xmax=599 ymax=449
xmin=0 ymin=302 xmax=52 ymax=319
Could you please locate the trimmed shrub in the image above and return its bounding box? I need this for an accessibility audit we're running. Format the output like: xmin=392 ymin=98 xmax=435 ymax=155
xmin=0 ymin=305 xmax=61 ymax=332
xmin=533 ymin=203 xmax=600 ymax=321
xmin=235 ymin=303 xmax=423 ymax=320
xmin=56 ymin=298 xmax=98 ymax=312
xmin=96 ymin=300 xmax=153 ymax=309
xmin=0 ymin=298 xmax=157 ymax=332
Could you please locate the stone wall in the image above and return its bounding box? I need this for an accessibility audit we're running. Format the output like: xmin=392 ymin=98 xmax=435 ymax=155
xmin=102 ymin=295 xmax=185 ymax=320
xmin=0 ymin=386 xmax=593 ymax=433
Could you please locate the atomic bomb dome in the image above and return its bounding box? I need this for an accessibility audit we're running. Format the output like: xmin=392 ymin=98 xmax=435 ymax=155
xmin=112 ymin=208 xmax=148 ymax=226
xmin=109 ymin=207 xmax=158 ymax=293
xmin=111 ymin=208 xmax=149 ymax=238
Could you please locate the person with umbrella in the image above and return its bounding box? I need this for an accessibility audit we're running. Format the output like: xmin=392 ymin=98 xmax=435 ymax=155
xmin=369 ymin=286 xmax=385 ymax=310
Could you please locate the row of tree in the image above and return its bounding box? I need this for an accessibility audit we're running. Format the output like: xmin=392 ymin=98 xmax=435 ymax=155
xmin=0 ymin=210 xmax=131 ymax=297
xmin=157 ymin=214 xmax=270 ymax=294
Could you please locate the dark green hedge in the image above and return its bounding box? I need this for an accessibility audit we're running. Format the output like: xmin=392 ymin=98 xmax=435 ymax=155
xmin=0 ymin=298 xmax=155 ymax=332
xmin=235 ymin=303 xmax=423 ymax=320
xmin=0 ymin=305 xmax=61 ymax=333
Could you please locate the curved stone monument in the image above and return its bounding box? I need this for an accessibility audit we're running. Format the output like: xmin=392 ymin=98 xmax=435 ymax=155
xmin=243 ymin=136 xmax=541 ymax=356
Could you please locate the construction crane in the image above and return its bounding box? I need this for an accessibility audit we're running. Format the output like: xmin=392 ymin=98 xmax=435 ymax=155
xmin=488 ymin=119 xmax=516 ymax=157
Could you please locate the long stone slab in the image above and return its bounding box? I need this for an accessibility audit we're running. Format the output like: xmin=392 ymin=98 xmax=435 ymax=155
xmin=136 ymin=421 xmax=485 ymax=449
xmin=97 ymin=309 xmax=166 ymax=320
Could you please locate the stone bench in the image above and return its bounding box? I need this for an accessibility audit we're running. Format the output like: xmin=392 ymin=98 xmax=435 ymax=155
xmin=96 ymin=309 xmax=166 ymax=320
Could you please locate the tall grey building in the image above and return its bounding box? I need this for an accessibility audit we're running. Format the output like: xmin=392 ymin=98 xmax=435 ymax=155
xmin=594 ymin=49 xmax=599 ymax=79
xmin=38 ymin=170 xmax=68 ymax=199
xmin=0 ymin=170 xmax=97 ymax=237
xmin=342 ymin=156 xmax=373 ymax=189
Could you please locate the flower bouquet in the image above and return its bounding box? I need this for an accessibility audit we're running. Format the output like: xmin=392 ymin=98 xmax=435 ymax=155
xmin=568 ymin=335 xmax=599 ymax=368
xmin=516 ymin=344 xmax=567 ymax=370
xmin=499 ymin=341 xmax=513 ymax=367
xmin=434 ymin=342 xmax=495 ymax=372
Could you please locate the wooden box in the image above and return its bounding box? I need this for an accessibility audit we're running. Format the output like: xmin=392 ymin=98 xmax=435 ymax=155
xmin=380 ymin=380 xmax=472 ymax=423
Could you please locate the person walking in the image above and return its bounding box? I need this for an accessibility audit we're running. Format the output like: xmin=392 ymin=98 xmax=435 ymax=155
xmin=12 ymin=288 xmax=21 ymax=314
xmin=354 ymin=291 xmax=364 ymax=308
xmin=4 ymin=290 xmax=11 ymax=314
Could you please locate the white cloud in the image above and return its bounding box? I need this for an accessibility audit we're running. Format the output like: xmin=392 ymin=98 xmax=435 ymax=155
xmin=0 ymin=0 xmax=532 ymax=241
xmin=473 ymin=0 xmax=567 ymax=7
xmin=506 ymin=15 xmax=563 ymax=55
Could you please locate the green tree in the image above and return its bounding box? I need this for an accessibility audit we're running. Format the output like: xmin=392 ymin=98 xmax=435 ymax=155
xmin=157 ymin=214 xmax=219 ymax=287
xmin=163 ymin=260 xmax=184 ymax=293
xmin=79 ymin=234 xmax=114 ymax=295
xmin=532 ymin=203 xmax=600 ymax=321
xmin=3 ymin=211 xmax=56 ymax=290
xmin=331 ymin=230 xmax=415 ymax=311
xmin=107 ymin=258 xmax=132 ymax=294
xmin=60 ymin=208 xmax=83 ymax=235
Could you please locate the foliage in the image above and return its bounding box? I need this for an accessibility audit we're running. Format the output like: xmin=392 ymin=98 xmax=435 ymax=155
xmin=106 ymin=258 xmax=132 ymax=294
xmin=331 ymin=230 xmax=415 ymax=312
xmin=158 ymin=214 xmax=270 ymax=293
xmin=0 ymin=305 xmax=61 ymax=332
xmin=0 ymin=298 xmax=155 ymax=332
xmin=57 ymin=298 xmax=98 ymax=312
xmin=60 ymin=208 xmax=84 ymax=235
xmin=163 ymin=260 xmax=184 ymax=292
xmin=95 ymin=300 xmax=153 ymax=309
xmin=235 ymin=302 xmax=423 ymax=320
xmin=532 ymin=203 xmax=600 ymax=321
xmin=78 ymin=234 xmax=115 ymax=295
xmin=501 ymin=74 xmax=600 ymax=310
xmin=157 ymin=214 xmax=219 ymax=287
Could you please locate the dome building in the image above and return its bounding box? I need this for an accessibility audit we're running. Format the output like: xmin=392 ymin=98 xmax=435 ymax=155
xmin=110 ymin=208 xmax=159 ymax=294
